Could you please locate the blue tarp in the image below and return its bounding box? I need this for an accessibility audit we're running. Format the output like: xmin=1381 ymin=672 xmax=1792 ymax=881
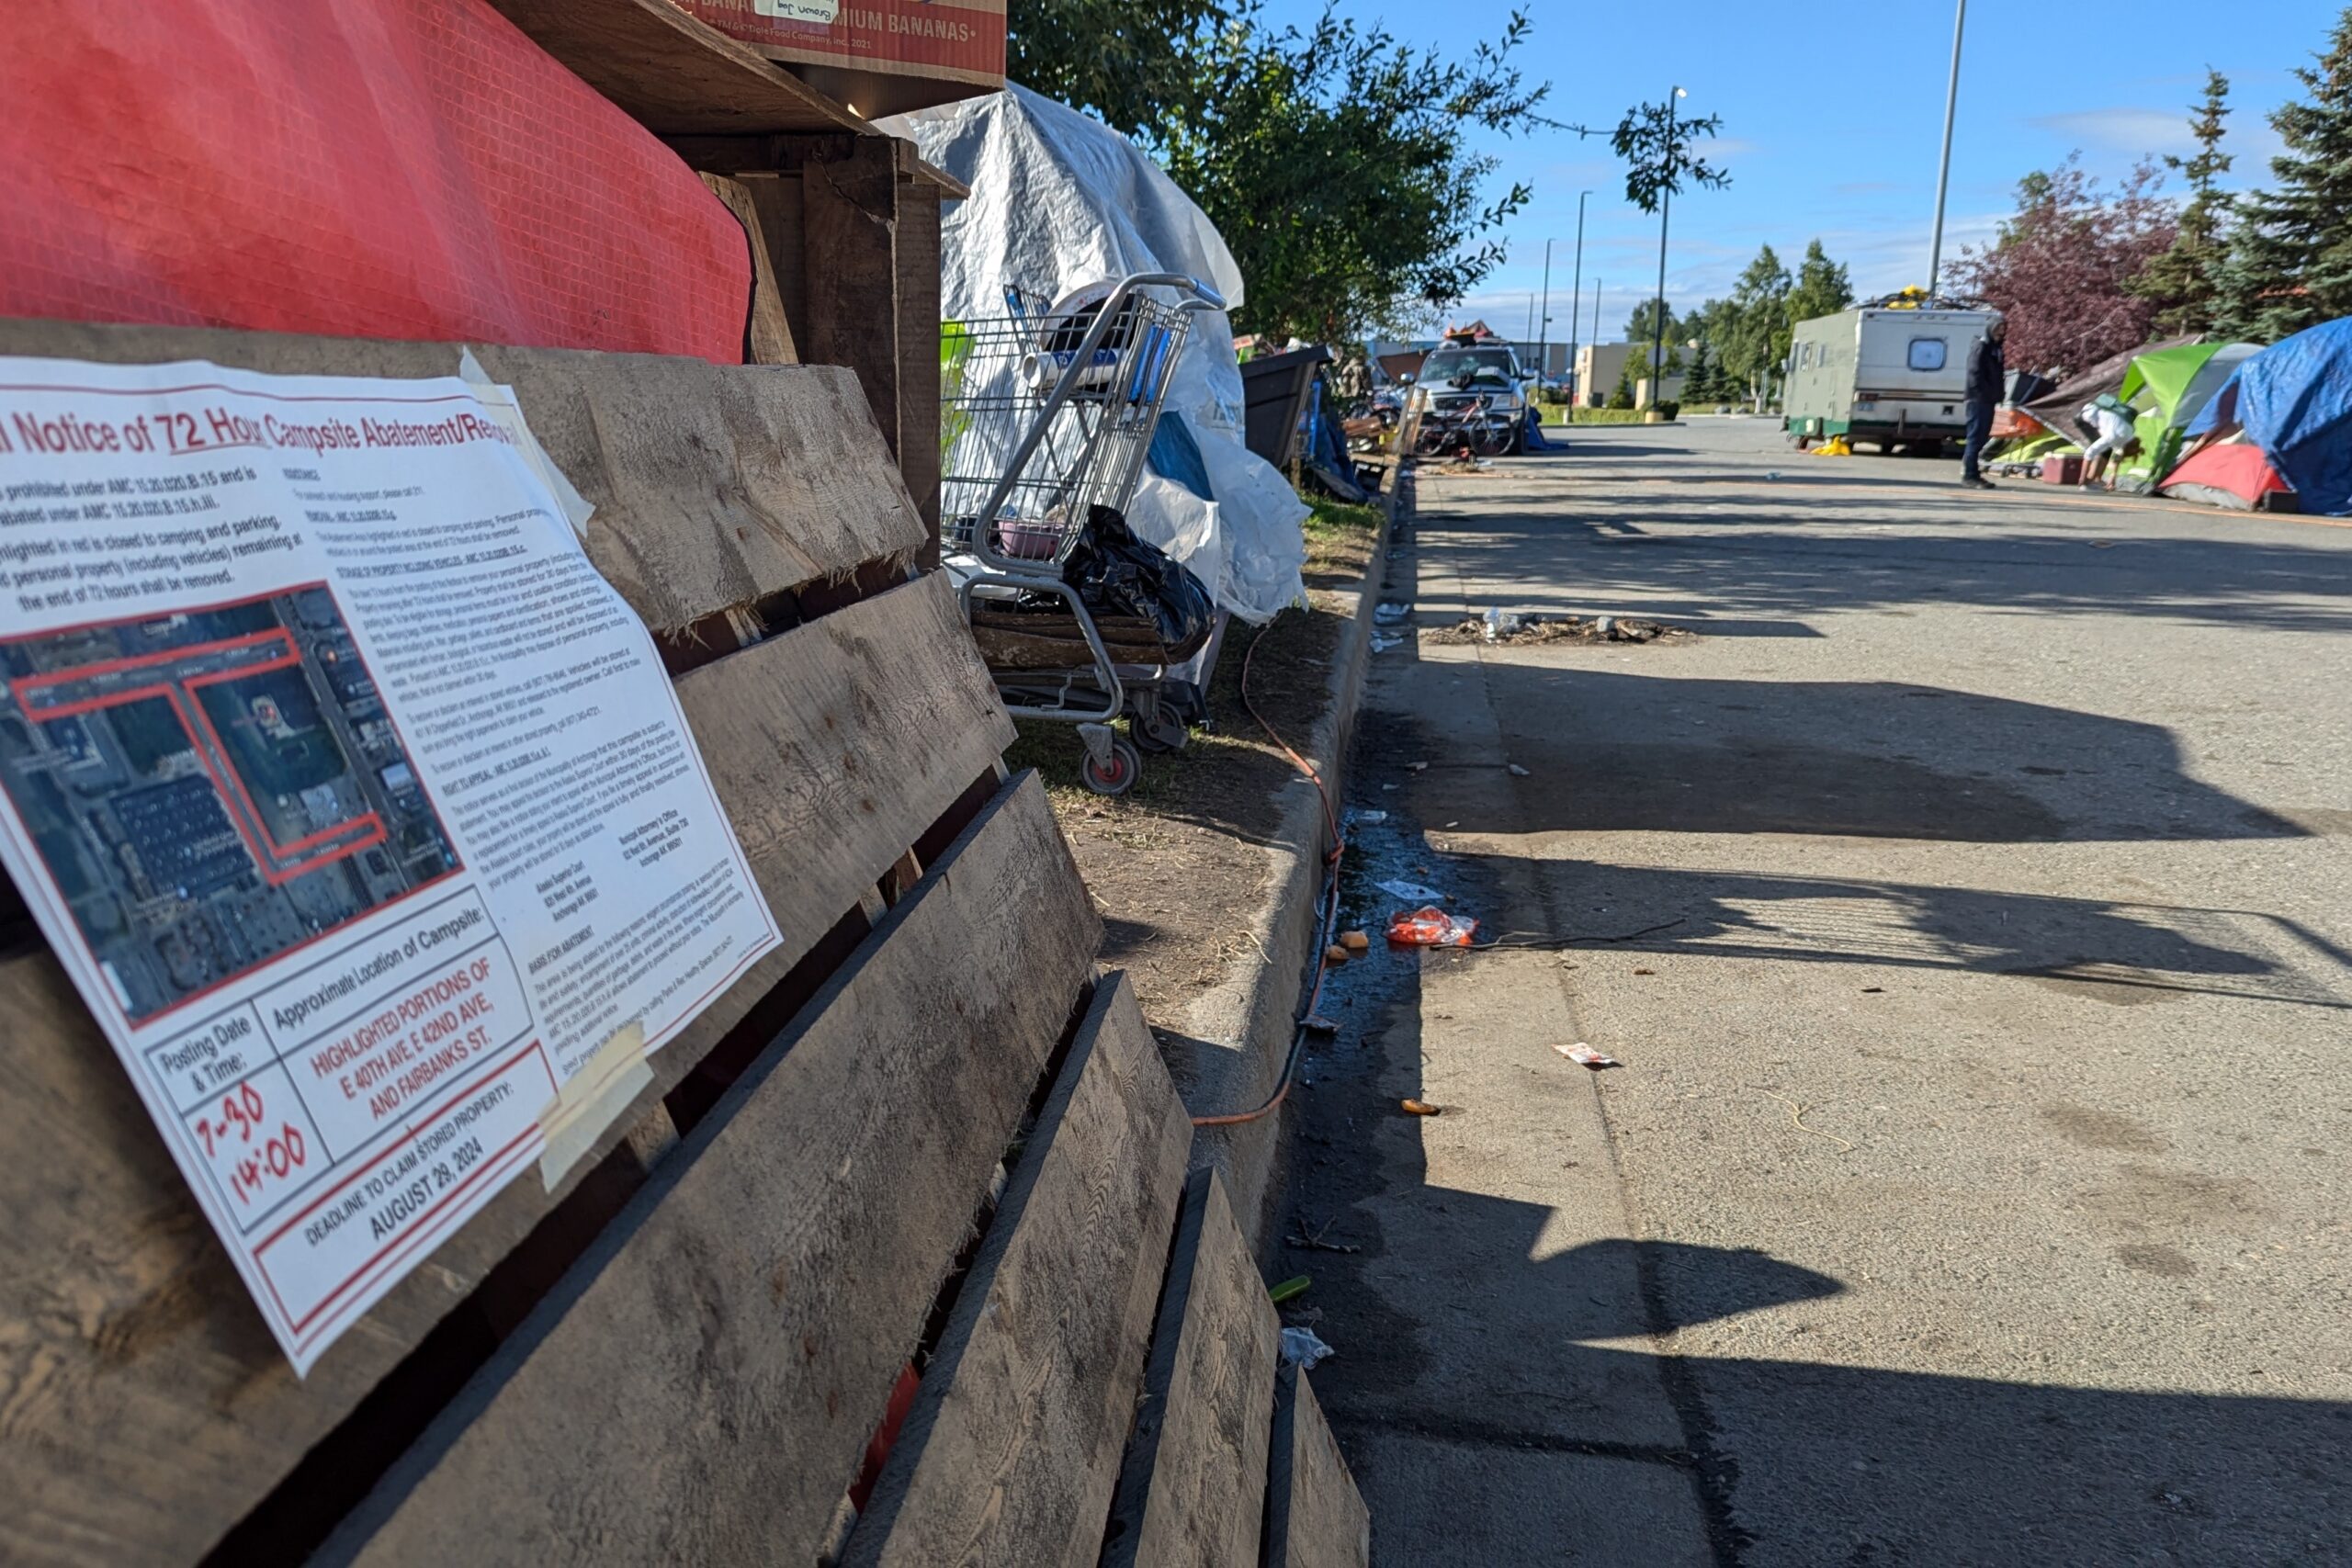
xmin=2188 ymin=318 xmax=2352 ymax=515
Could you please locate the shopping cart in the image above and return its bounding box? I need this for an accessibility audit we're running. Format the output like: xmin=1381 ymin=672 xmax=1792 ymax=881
xmin=942 ymin=271 xmax=1227 ymax=795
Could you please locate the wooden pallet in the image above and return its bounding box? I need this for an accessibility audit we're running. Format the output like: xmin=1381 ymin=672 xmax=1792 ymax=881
xmin=0 ymin=320 xmax=1365 ymax=1567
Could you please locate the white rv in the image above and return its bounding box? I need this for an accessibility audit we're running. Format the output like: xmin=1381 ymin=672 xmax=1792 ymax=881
xmin=1782 ymin=305 xmax=1998 ymax=452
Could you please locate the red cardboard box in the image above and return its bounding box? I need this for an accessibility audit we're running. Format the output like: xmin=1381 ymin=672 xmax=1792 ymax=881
xmin=674 ymin=0 xmax=1005 ymax=117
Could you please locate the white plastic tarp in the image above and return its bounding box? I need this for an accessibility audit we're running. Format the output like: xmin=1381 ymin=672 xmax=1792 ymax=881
xmin=880 ymin=86 xmax=1306 ymax=623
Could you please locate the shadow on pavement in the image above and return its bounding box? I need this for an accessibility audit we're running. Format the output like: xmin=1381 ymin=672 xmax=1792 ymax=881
xmin=1419 ymin=512 xmax=2352 ymax=634
xmin=1456 ymin=664 xmax=2303 ymax=844
xmin=1286 ymin=915 xmax=2352 ymax=1566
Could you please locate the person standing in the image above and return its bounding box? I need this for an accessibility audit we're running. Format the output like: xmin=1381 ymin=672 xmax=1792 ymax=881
xmin=1958 ymin=312 xmax=2007 ymax=490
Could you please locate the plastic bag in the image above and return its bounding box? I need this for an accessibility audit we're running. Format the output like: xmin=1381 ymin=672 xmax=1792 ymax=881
xmin=1387 ymin=908 xmax=1480 ymax=948
xmin=1060 ymin=506 xmax=1216 ymax=653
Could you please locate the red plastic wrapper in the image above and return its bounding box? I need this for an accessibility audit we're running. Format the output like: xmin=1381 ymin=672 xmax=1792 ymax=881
xmin=1386 ymin=907 xmax=1479 ymax=948
xmin=0 ymin=0 xmax=751 ymax=362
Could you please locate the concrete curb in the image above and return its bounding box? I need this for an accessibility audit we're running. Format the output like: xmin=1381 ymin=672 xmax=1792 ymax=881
xmin=1167 ymin=481 xmax=1400 ymax=1258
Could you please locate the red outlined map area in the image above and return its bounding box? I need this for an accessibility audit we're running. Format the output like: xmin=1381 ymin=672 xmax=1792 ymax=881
xmin=0 ymin=585 xmax=460 ymax=1023
xmin=14 ymin=627 xmax=386 ymax=883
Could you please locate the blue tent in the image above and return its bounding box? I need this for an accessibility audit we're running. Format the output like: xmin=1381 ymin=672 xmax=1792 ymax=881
xmin=2188 ymin=318 xmax=2352 ymax=515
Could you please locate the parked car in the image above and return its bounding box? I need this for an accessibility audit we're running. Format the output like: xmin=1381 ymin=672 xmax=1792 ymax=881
xmin=1408 ymin=344 xmax=1529 ymax=454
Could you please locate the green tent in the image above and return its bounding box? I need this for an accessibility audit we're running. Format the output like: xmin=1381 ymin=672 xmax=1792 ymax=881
xmin=2113 ymin=341 xmax=2261 ymax=485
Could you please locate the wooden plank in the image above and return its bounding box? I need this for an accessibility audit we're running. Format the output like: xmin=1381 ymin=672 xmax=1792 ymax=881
xmin=1101 ymin=1168 xmax=1281 ymax=1568
xmin=477 ymin=0 xmax=865 ymax=136
xmin=317 ymin=773 xmax=1096 ymax=1565
xmin=0 ymin=321 xmax=927 ymax=623
xmin=736 ymin=172 xmax=811 ymax=353
xmin=842 ymin=971 xmax=1193 ymax=1568
xmin=0 ymin=581 xmax=1012 ymax=1567
xmin=469 ymin=345 xmax=922 ymax=626
xmin=896 ymin=175 xmax=944 ymax=557
xmin=664 ymin=571 xmax=1012 ymax=1061
xmin=698 ymin=173 xmax=799 ymax=366
xmin=1263 ymin=1365 xmax=1370 ymax=1568
xmin=800 ymin=137 xmax=904 ymax=468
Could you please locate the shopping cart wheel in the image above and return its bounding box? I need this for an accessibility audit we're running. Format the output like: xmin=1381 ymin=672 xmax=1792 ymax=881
xmin=1129 ymin=708 xmax=1189 ymax=754
xmin=1080 ymin=735 xmax=1143 ymax=796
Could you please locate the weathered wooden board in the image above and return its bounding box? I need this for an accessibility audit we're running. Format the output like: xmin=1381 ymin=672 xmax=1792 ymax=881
xmin=1101 ymin=1168 xmax=1280 ymax=1568
xmin=478 ymin=0 xmax=864 ymax=136
xmin=663 ymin=571 xmax=1014 ymax=1066
xmin=894 ymin=175 xmax=944 ymax=551
xmin=0 ymin=320 xmax=926 ymax=626
xmin=699 ymin=173 xmax=799 ymax=366
xmin=800 ymin=138 xmax=904 ymax=468
xmin=842 ymin=971 xmax=1193 ymax=1568
xmin=316 ymin=773 xmax=1095 ymax=1565
xmin=1264 ymin=1364 xmax=1370 ymax=1568
xmin=0 ymin=581 xmax=1012 ymax=1567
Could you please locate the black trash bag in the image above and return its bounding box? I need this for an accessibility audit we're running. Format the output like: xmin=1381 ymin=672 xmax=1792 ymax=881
xmin=1053 ymin=504 xmax=1215 ymax=653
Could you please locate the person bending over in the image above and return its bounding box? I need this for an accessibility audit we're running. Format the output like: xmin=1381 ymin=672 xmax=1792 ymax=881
xmin=2078 ymin=400 xmax=2137 ymax=491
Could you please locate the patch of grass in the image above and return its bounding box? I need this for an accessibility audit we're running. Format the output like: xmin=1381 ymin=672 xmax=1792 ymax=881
xmin=1302 ymin=494 xmax=1381 ymax=586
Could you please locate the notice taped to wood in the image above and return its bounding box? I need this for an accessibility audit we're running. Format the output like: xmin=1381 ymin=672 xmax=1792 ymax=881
xmin=0 ymin=358 xmax=780 ymax=1372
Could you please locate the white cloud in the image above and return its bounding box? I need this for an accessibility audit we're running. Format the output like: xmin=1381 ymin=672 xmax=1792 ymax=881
xmin=2027 ymin=107 xmax=2194 ymax=157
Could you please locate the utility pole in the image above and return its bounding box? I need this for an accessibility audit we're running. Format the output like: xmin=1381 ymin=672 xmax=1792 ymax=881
xmin=1649 ymin=87 xmax=1688 ymax=410
xmin=1567 ymin=190 xmax=1590 ymax=400
xmin=1927 ymin=0 xmax=1967 ymax=299
xmin=1537 ymin=238 xmax=1555 ymax=380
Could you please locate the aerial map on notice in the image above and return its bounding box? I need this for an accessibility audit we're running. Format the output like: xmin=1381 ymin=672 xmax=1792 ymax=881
xmin=0 ymin=584 xmax=458 ymax=1024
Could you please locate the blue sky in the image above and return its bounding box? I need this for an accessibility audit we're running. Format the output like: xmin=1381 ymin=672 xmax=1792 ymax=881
xmin=1254 ymin=1 xmax=2324 ymax=343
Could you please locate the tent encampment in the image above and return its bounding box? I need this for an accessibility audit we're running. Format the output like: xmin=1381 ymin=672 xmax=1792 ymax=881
xmin=2158 ymin=442 xmax=2295 ymax=511
xmin=2114 ymin=340 xmax=2260 ymax=486
xmin=2019 ymin=337 xmax=2195 ymax=446
xmin=2183 ymin=318 xmax=2352 ymax=516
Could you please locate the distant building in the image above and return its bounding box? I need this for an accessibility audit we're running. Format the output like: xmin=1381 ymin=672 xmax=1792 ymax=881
xmin=1573 ymin=343 xmax=1682 ymax=406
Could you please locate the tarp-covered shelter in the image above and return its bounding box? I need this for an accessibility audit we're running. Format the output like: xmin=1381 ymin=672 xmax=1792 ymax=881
xmin=2183 ymin=318 xmax=2352 ymax=516
xmin=881 ymin=86 xmax=1306 ymax=622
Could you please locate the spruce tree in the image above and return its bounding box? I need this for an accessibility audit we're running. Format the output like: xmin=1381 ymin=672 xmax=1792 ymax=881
xmin=2214 ymin=9 xmax=2352 ymax=341
xmin=2132 ymin=69 xmax=2233 ymax=336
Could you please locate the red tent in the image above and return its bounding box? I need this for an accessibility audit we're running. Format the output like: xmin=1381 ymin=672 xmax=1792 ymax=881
xmin=2158 ymin=443 xmax=2295 ymax=511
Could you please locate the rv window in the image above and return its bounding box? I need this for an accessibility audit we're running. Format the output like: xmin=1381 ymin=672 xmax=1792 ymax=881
xmin=1800 ymin=344 xmax=1814 ymax=368
xmin=1908 ymin=337 xmax=1948 ymax=372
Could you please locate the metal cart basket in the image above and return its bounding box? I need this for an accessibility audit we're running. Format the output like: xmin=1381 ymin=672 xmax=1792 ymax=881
xmin=941 ymin=271 xmax=1226 ymax=795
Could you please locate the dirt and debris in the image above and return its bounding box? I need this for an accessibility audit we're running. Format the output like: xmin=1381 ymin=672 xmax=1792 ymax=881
xmin=1009 ymin=497 xmax=1382 ymax=1022
xmin=1426 ymin=611 xmax=1691 ymax=646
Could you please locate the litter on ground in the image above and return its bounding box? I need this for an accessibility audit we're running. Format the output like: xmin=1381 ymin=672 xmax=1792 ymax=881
xmin=1388 ymin=908 xmax=1479 ymax=947
xmin=1375 ymin=878 xmax=1446 ymax=902
xmin=1428 ymin=613 xmax=1688 ymax=647
xmin=1399 ymin=1098 xmax=1442 ymax=1116
xmin=1281 ymin=1326 xmax=1336 ymax=1369
xmin=1555 ymin=1043 xmax=1620 ymax=1069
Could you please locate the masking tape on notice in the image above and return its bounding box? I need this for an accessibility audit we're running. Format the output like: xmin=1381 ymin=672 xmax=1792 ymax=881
xmin=537 ymin=1020 xmax=653 ymax=1190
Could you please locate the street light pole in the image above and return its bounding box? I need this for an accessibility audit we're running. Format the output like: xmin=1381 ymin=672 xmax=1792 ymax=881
xmin=1927 ymin=0 xmax=1967 ymax=299
xmin=1567 ymin=189 xmax=1590 ymax=400
xmin=1650 ymin=87 xmax=1687 ymax=410
xmin=1537 ymin=238 xmax=1555 ymax=379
